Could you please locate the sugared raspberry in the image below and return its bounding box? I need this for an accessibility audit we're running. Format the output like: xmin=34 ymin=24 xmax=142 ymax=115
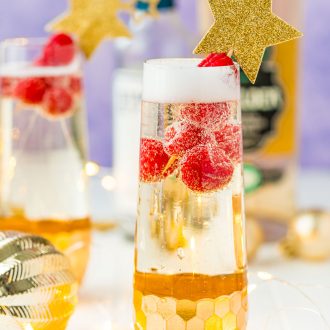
xmin=14 ymin=78 xmax=47 ymax=104
xmin=140 ymin=138 xmax=177 ymax=182
xmin=164 ymin=121 xmax=202 ymax=157
xmin=199 ymin=53 xmax=234 ymax=67
xmin=44 ymin=76 xmax=68 ymax=89
xmin=0 ymin=77 xmax=17 ymax=97
xmin=44 ymin=75 xmax=81 ymax=94
xmin=35 ymin=33 xmax=75 ymax=66
xmin=42 ymin=87 xmax=73 ymax=117
xmin=69 ymin=76 xmax=82 ymax=94
xmin=214 ymin=124 xmax=242 ymax=164
xmin=180 ymin=144 xmax=234 ymax=192
xmin=180 ymin=102 xmax=230 ymax=128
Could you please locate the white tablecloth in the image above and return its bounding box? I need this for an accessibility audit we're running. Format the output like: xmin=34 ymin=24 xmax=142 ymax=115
xmin=67 ymin=230 xmax=330 ymax=330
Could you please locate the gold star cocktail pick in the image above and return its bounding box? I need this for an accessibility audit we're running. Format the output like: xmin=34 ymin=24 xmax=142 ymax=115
xmin=194 ymin=0 xmax=303 ymax=83
xmin=48 ymin=0 xmax=133 ymax=58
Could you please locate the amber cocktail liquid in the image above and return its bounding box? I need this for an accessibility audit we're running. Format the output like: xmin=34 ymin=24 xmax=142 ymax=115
xmin=0 ymin=36 xmax=91 ymax=283
xmin=134 ymin=59 xmax=247 ymax=329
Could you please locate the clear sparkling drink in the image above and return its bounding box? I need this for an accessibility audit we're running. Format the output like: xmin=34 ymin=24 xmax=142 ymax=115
xmin=0 ymin=37 xmax=91 ymax=283
xmin=134 ymin=59 xmax=247 ymax=329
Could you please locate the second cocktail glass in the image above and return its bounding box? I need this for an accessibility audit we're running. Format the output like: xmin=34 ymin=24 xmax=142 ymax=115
xmin=0 ymin=36 xmax=91 ymax=283
xmin=134 ymin=59 xmax=247 ymax=329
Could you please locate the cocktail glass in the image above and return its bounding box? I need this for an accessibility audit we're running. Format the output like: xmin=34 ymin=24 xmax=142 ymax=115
xmin=134 ymin=58 xmax=247 ymax=329
xmin=0 ymin=37 xmax=91 ymax=283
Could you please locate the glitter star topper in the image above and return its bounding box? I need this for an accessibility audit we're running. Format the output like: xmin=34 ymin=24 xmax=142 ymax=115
xmin=194 ymin=0 xmax=303 ymax=83
xmin=48 ymin=0 xmax=132 ymax=58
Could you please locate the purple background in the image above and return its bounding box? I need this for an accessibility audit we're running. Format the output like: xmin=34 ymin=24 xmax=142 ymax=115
xmin=300 ymin=0 xmax=330 ymax=168
xmin=0 ymin=0 xmax=329 ymax=169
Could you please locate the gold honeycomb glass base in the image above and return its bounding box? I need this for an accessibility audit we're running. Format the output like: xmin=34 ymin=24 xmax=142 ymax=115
xmin=134 ymin=288 xmax=248 ymax=330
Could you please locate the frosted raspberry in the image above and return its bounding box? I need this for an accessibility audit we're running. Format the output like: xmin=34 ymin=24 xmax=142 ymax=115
xmin=69 ymin=76 xmax=82 ymax=94
xmin=14 ymin=78 xmax=47 ymax=104
xmin=180 ymin=144 xmax=234 ymax=192
xmin=180 ymin=102 xmax=230 ymax=128
xmin=43 ymin=75 xmax=82 ymax=95
xmin=44 ymin=76 xmax=68 ymax=89
xmin=140 ymin=138 xmax=177 ymax=182
xmin=35 ymin=33 xmax=75 ymax=66
xmin=0 ymin=77 xmax=17 ymax=97
xmin=214 ymin=124 xmax=242 ymax=164
xmin=42 ymin=87 xmax=73 ymax=117
xmin=199 ymin=53 xmax=234 ymax=67
xmin=164 ymin=121 xmax=202 ymax=157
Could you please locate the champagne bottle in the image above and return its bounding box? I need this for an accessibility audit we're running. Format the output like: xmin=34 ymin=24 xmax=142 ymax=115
xmin=112 ymin=0 xmax=194 ymax=220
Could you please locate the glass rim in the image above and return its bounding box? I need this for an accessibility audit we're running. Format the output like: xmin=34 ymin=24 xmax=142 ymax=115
xmin=144 ymin=57 xmax=239 ymax=71
xmin=0 ymin=37 xmax=79 ymax=52
xmin=0 ymin=37 xmax=49 ymax=49
xmin=0 ymin=36 xmax=82 ymax=75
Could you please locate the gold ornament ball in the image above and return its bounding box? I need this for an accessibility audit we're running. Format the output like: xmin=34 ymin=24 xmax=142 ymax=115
xmin=281 ymin=210 xmax=330 ymax=261
xmin=246 ymin=217 xmax=264 ymax=261
xmin=0 ymin=231 xmax=78 ymax=329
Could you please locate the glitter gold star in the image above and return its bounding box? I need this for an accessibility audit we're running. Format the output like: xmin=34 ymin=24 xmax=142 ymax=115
xmin=194 ymin=0 xmax=303 ymax=83
xmin=48 ymin=0 xmax=132 ymax=58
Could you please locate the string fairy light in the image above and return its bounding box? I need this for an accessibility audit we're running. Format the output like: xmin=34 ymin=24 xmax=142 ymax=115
xmin=248 ymin=271 xmax=330 ymax=329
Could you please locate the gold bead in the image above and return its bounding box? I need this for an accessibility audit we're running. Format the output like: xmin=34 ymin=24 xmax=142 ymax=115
xmin=280 ymin=210 xmax=330 ymax=261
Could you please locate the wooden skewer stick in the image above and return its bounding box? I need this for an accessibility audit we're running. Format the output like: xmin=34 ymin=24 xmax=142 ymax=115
xmin=227 ymin=49 xmax=234 ymax=58
xmin=162 ymin=156 xmax=177 ymax=175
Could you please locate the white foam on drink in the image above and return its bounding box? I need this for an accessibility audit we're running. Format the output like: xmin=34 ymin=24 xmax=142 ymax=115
xmin=143 ymin=58 xmax=240 ymax=103
xmin=0 ymin=59 xmax=81 ymax=77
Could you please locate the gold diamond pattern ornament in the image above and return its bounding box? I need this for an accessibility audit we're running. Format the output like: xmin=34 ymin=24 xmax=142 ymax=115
xmin=194 ymin=0 xmax=303 ymax=83
xmin=0 ymin=231 xmax=78 ymax=330
xmin=48 ymin=0 xmax=132 ymax=58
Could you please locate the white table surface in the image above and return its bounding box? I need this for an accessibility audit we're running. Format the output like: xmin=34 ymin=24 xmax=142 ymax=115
xmin=67 ymin=170 xmax=330 ymax=330
xmin=67 ymin=230 xmax=330 ymax=330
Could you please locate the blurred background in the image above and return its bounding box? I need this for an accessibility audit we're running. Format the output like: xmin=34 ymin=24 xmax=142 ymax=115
xmin=1 ymin=0 xmax=328 ymax=169
xmin=1 ymin=0 xmax=328 ymax=216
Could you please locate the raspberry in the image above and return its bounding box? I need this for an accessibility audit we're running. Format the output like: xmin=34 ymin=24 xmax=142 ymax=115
xmin=35 ymin=33 xmax=75 ymax=66
xmin=140 ymin=138 xmax=177 ymax=182
xmin=69 ymin=76 xmax=82 ymax=94
xmin=0 ymin=77 xmax=17 ymax=97
xmin=14 ymin=78 xmax=47 ymax=104
xmin=198 ymin=53 xmax=234 ymax=67
xmin=43 ymin=75 xmax=81 ymax=94
xmin=181 ymin=144 xmax=234 ymax=192
xmin=44 ymin=76 xmax=68 ymax=89
xmin=164 ymin=121 xmax=202 ymax=157
xmin=42 ymin=87 xmax=73 ymax=117
xmin=180 ymin=102 xmax=230 ymax=128
xmin=214 ymin=124 xmax=242 ymax=164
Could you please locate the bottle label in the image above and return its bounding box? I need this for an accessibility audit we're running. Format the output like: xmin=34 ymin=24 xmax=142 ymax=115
xmin=241 ymin=64 xmax=284 ymax=152
xmin=242 ymin=62 xmax=286 ymax=193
